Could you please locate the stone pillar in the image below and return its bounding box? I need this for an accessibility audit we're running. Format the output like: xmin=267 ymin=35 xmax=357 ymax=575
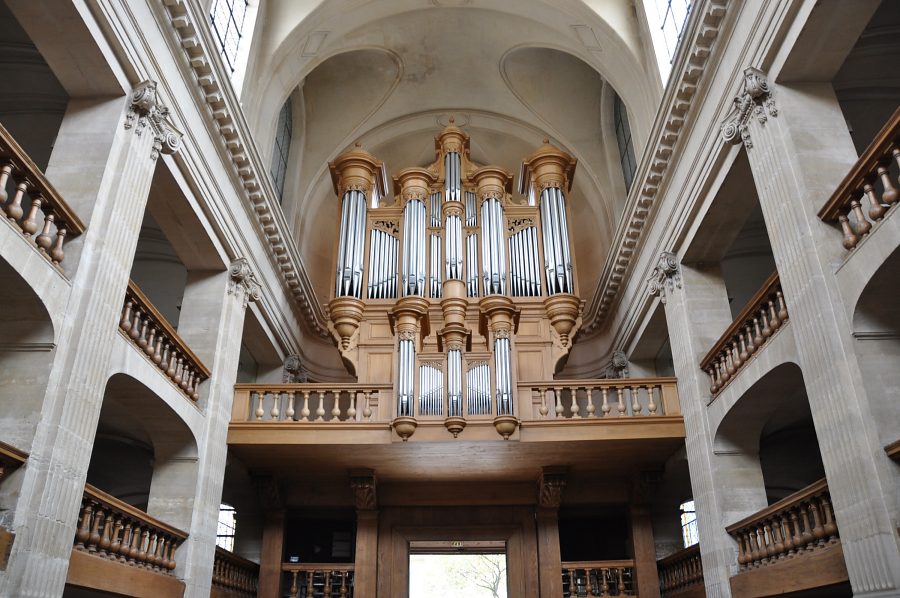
xmin=171 ymin=259 xmax=260 ymax=597
xmin=651 ymin=256 xmax=767 ymax=598
xmin=536 ymin=467 xmax=565 ymax=598
xmin=722 ymin=68 xmax=900 ymax=594
xmin=351 ymin=470 xmax=378 ymax=598
xmin=0 ymin=81 xmax=180 ymax=598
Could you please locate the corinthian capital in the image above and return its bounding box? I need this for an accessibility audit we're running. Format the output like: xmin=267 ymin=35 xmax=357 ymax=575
xmin=125 ymin=80 xmax=183 ymax=160
xmin=720 ymin=67 xmax=778 ymax=149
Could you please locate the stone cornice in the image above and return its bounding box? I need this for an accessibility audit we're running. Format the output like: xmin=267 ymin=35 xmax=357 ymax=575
xmin=580 ymin=0 xmax=727 ymax=336
xmin=160 ymin=0 xmax=329 ymax=339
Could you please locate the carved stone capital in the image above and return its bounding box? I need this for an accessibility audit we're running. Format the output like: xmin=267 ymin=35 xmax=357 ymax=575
xmin=538 ymin=467 xmax=568 ymax=509
xmin=647 ymin=251 xmax=682 ymax=304
xmin=720 ymin=67 xmax=778 ymax=149
xmin=229 ymin=257 xmax=261 ymax=306
xmin=125 ymin=80 xmax=182 ymax=160
xmin=350 ymin=470 xmax=377 ymax=511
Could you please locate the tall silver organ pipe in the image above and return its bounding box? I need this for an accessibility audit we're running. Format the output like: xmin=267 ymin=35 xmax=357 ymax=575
xmin=367 ymin=229 xmax=399 ymax=299
xmin=398 ymin=338 xmax=415 ymax=416
xmin=429 ymin=192 xmax=441 ymax=227
xmin=445 ymin=212 xmax=462 ymax=281
xmin=466 ymin=361 xmax=491 ymax=415
xmin=444 ymin=152 xmax=461 ymax=203
xmin=335 ymin=189 xmax=367 ymax=298
xmin=494 ymin=336 xmax=513 ymax=415
xmin=509 ymin=226 xmax=541 ymax=297
xmin=466 ymin=234 xmax=479 ymax=297
xmin=540 ymin=186 xmax=574 ymax=295
xmin=447 ymin=349 xmax=462 ymax=417
xmin=429 ymin=233 xmax=442 ymax=298
xmin=480 ymin=197 xmax=506 ymax=295
xmin=464 ymin=191 xmax=477 ymax=227
xmin=402 ymin=199 xmax=427 ymax=296
xmin=418 ymin=362 xmax=444 ymax=416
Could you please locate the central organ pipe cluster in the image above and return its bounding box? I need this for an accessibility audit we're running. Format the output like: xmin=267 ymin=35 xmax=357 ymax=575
xmin=327 ymin=124 xmax=582 ymax=440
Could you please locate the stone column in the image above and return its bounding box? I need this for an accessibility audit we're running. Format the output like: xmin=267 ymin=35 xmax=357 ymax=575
xmin=651 ymin=256 xmax=767 ymax=598
xmin=351 ymin=470 xmax=378 ymax=598
xmin=0 ymin=81 xmax=181 ymax=598
xmin=170 ymin=259 xmax=260 ymax=597
xmin=722 ymin=68 xmax=900 ymax=594
xmin=536 ymin=467 xmax=565 ymax=598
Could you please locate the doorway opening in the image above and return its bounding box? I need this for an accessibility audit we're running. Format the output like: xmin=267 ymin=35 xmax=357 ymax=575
xmin=408 ymin=540 xmax=508 ymax=598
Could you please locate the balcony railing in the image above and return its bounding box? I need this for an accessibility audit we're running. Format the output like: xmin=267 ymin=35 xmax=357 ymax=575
xmin=0 ymin=440 xmax=27 ymax=484
xmin=726 ymin=478 xmax=838 ymax=571
xmin=119 ymin=280 xmax=209 ymax=401
xmin=819 ymin=106 xmax=900 ymax=251
xmin=561 ymin=560 xmax=636 ymax=597
xmin=233 ymin=384 xmax=391 ymax=423
xmin=283 ymin=563 xmax=354 ymax=598
xmin=73 ymin=484 xmax=188 ymax=575
xmin=212 ymin=546 xmax=259 ymax=597
xmin=657 ymin=544 xmax=703 ymax=596
xmin=0 ymin=121 xmax=85 ymax=267
xmin=700 ymin=272 xmax=788 ymax=396
xmin=526 ymin=378 xmax=680 ymax=419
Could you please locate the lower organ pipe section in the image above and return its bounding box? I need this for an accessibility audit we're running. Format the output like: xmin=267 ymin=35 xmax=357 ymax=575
xmin=398 ymin=338 xmax=415 ymax=416
xmin=540 ymin=186 xmax=574 ymax=295
xmin=494 ymin=337 xmax=513 ymax=415
xmin=402 ymin=199 xmax=426 ymax=296
xmin=466 ymin=361 xmax=491 ymax=415
xmin=418 ymin=362 xmax=445 ymax=416
xmin=335 ymin=190 xmax=367 ymax=298
xmin=509 ymin=226 xmax=541 ymax=297
xmin=480 ymin=197 xmax=506 ymax=295
xmin=447 ymin=349 xmax=463 ymax=417
xmin=367 ymin=229 xmax=398 ymax=299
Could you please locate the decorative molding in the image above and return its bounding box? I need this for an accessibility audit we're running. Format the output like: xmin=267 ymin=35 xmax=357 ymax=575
xmin=581 ymin=0 xmax=728 ymax=335
xmin=125 ymin=80 xmax=182 ymax=160
xmin=604 ymin=350 xmax=629 ymax=379
xmin=720 ymin=67 xmax=778 ymax=149
xmin=229 ymin=257 xmax=262 ymax=306
xmin=159 ymin=0 xmax=330 ymax=338
xmin=537 ymin=467 xmax=567 ymax=509
xmin=282 ymin=354 xmax=309 ymax=383
xmin=349 ymin=470 xmax=377 ymax=510
xmin=646 ymin=251 xmax=681 ymax=304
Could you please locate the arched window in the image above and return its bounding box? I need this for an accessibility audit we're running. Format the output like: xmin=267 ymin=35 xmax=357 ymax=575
xmin=680 ymin=499 xmax=699 ymax=547
xmin=216 ymin=503 xmax=237 ymax=551
xmin=270 ymin=99 xmax=293 ymax=201
xmin=209 ymin=0 xmax=249 ymax=73
xmin=614 ymin=93 xmax=637 ymax=193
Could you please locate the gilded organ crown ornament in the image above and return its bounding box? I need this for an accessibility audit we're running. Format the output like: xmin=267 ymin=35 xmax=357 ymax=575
xmin=327 ymin=123 xmax=586 ymax=439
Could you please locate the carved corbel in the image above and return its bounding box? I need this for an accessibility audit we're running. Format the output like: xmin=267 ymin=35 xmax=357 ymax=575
xmin=349 ymin=469 xmax=377 ymax=511
xmin=537 ymin=467 xmax=568 ymax=509
xmin=229 ymin=257 xmax=262 ymax=307
xmin=647 ymin=252 xmax=682 ymax=304
xmin=252 ymin=475 xmax=283 ymax=512
xmin=720 ymin=67 xmax=778 ymax=149
xmin=125 ymin=80 xmax=183 ymax=160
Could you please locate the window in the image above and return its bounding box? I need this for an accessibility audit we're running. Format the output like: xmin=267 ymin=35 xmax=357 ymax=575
xmin=680 ymin=500 xmax=699 ymax=548
xmin=216 ymin=503 xmax=237 ymax=551
xmin=614 ymin=94 xmax=637 ymax=193
xmin=658 ymin=0 xmax=692 ymax=63
xmin=270 ymin=100 xmax=293 ymax=201
xmin=209 ymin=0 xmax=249 ymax=73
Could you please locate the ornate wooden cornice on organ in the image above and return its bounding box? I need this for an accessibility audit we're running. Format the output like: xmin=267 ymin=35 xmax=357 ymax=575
xmin=327 ymin=120 xmax=584 ymax=441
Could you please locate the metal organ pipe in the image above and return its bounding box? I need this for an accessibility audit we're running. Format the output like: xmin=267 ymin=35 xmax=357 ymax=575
xmin=398 ymin=338 xmax=415 ymax=416
xmin=444 ymin=152 xmax=461 ymax=203
xmin=494 ymin=336 xmax=512 ymax=415
xmin=480 ymin=197 xmax=506 ymax=295
xmin=402 ymin=199 xmax=426 ymax=296
xmin=539 ymin=186 xmax=573 ymax=295
xmin=448 ymin=349 xmax=462 ymax=417
xmin=335 ymin=190 xmax=367 ymax=298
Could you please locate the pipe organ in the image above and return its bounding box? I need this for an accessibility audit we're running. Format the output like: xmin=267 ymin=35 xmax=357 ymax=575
xmin=327 ymin=120 xmax=583 ymax=440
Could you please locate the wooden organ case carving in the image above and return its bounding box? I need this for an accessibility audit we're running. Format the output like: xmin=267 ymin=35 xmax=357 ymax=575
xmin=327 ymin=120 xmax=583 ymax=441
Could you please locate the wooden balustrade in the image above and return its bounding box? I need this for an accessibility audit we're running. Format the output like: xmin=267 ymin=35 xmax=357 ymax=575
xmin=657 ymin=544 xmax=703 ymax=596
xmin=726 ymin=478 xmax=838 ymax=571
xmin=212 ymin=546 xmax=259 ymax=597
xmin=0 ymin=121 xmax=85 ymax=267
xmin=233 ymin=384 xmax=390 ymax=423
xmin=73 ymin=484 xmax=188 ymax=575
xmin=561 ymin=560 xmax=636 ymax=597
xmin=283 ymin=563 xmax=354 ymax=598
xmin=819 ymin=106 xmax=900 ymax=251
xmin=527 ymin=378 xmax=679 ymax=420
xmin=700 ymin=272 xmax=788 ymax=396
xmin=0 ymin=440 xmax=27 ymax=484
xmin=119 ymin=281 xmax=209 ymax=401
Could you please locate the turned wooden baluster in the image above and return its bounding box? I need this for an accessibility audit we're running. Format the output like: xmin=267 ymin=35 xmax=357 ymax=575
xmin=50 ymin=222 xmax=67 ymax=264
xmin=878 ymin=161 xmax=899 ymax=205
xmin=305 ymin=570 xmax=314 ymax=598
xmin=838 ymin=213 xmax=859 ymax=249
xmin=364 ymin=390 xmax=374 ymax=420
xmin=849 ymin=199 xmax=872 ymax=239
xmin=271 ymin=390 xmax=281 ymax=420
xmin=731 ymin=341 xmax=742 ymax=370
xmin=797 ymin=504 xmax=814 ymax=551
xmin=631 ymin=385 xmax=642 ymax=416
xmin=286 ymin=391 xmax=296 ymax=420
xmin=339 ymin=571 xmax=348 ymax=597
xmin=599 ymin=567 xmax=609 ymax=596
xmin=616 ymin=567 xmax=625 ymax=594
xmin=707 ymin=367 xmax=719 ymax=394
xmin=648 ymin=384 xmax=658 ymax=414
xmin=4 ymin=180 xmax=27 ymax=222
xmin=554 ymin=387 xmax=564 ymax=418
xmin=809 ymin=498 xmax=826 ymax=546
xmin=821 ymin=495 xmax=838 ymax=541
xmin=585 ymin=387 xmax=596 ymax=417
xmin=864 ymin=181 xmax=886 ymax=221
xmin=75 ymin=501 xmax=93 ymax=550
xmin=0 ymin=162 xmax=12 ymax=209
xmin=254 ymin=391 xmax=265 ymax=420
xmin=332 ymin=389 xmax=343 ymax=420
xmin=118 ymin=520 xmax=133 ymax=562
xmin=316 ymin=391 xmax=326 ymax=421
xmin=290 ymin=571 xmax=299 ymax=598
xmin=738 ymin=333 xmax=749 ymax=362
xmin=539 ymin=387 xmax=549 ymax=417
xmin=569 ymin=386 xmax=580 ymax=418
xmin=35 ymin=211 xmax=54 ymax=253
xmin=87 ymin=505 xmax=103 ymax=553
xmin=600 ymin=387 xmax=611 ymax=417
xmin=348 ymin=391 xmax=358 ymax=420
xmin=323 ymin=571 xmax=332 ymax=597
xmin=301 ymin=390 xmax=311 ymax=421
xmin=616 ymin=387 xmax=626 ymax=416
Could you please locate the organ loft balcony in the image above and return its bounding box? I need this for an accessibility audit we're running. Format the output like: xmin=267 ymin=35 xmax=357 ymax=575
xmin=227 ymin=121 xmax=685 ymax=479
